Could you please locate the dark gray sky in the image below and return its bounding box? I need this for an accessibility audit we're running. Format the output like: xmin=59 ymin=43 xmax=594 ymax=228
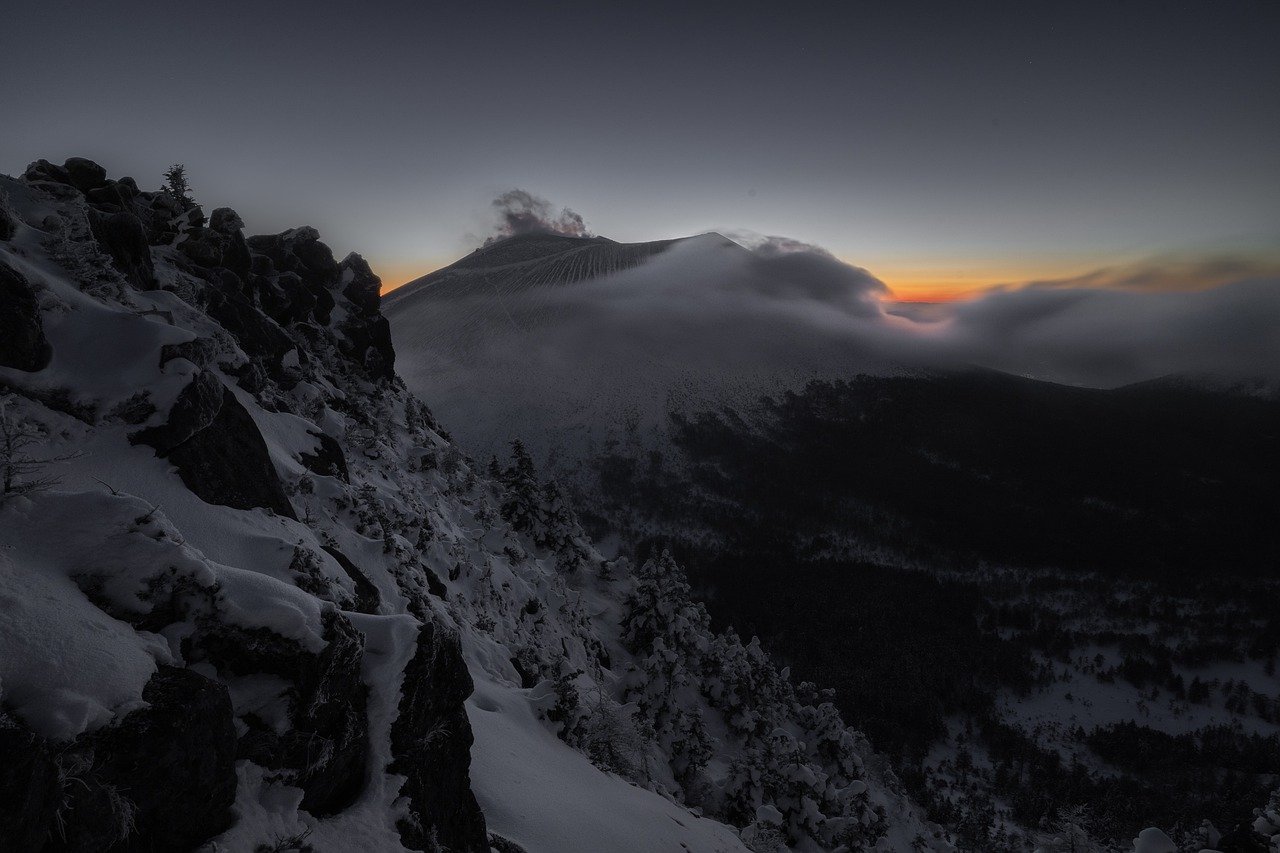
xmin=2 ymin=0 xmax=1277 ymax=296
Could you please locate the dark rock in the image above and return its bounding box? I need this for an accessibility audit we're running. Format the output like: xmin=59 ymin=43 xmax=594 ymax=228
xmin=209 ymin=208 xmax=252 ymax=279
xmin=0 ymin=714 xmax=59 ymax=851
xmin=246 ymin=228 xmax=338 ymax=327
xmin=0 ymin=260 xmax=52 ymax=372
xmin=334 ymin=310 xmax=396 ymax=381
xmin=177 ymin=226 xmax=226 ymax=268
xmin=340 ymin=252 xmax=382 ymax=316
xmin=299 ymin=429 xmax=349 ymax=481
xmin=267 ymin=271 xmax=316 ymax=324
xmin=510 ymin=654 xmax=540 ymax=689
xmin=334 ymin=253 xmax=394 ymax=378
xmin=321 ymin=545 xmax=381 ymax=614
xmin=389 ymin=620 xmax=489 ymax=852
xmin=131 ymin=370 xmax=296 ymax=518
xmin=202 ymin=281 xmax=296 ymax=370
xmin=22 ymin=159 xmax=73 ymax=187
xmin=197 ymin=611 xmax=370 ymax=816
xmin=48 ymin=666 xmax=238 ymax=853
xmin=85 ymin=178 xmax=139 ymax=213
xmin=62 ymin=157 xmax=108 ymax=193
xmin=86 ymin=208 xmax=156 ymax=289
xmin=0 ymin=199 xmax=15 ymax=241
xmin=159 ymin=337 xmax=219 ymax=370
xmin=209 ymin=207 xmax=244 ymax=234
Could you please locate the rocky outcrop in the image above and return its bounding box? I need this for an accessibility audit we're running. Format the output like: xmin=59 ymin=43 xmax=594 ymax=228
xmin=195 ymin=610 xmax=371 ymax=816
xmin=86 ymin=208 xmax=156 ymax=290
xmin=131 ymin=370 xmax=296 ymax=518
xmin=0 ymin=667 xmax=238 ymax=853
xmin=338 ymin=252 xmax=396 ymax=380
xmin=300 ymin=429 xmax=349 ymax=481
xmin=18 ymin=158 xmax=396 ymax=385
xmin=389 ymin=620 xmax=489 ymax=852
xmin=0 ymin=260 xmax=52 ymax=372
xmin=247 ymin=227 xmax=337 ymax=327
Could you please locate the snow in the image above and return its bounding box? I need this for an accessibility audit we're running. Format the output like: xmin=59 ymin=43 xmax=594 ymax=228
xmin=465 ymin=667 xmax=750 ymax=853
xmin=0 ymin=495 xmax=167 ymax=739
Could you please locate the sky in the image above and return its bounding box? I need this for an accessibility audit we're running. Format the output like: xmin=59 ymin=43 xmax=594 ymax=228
xmin=2 ymin=0 xmax=1277 ymax=300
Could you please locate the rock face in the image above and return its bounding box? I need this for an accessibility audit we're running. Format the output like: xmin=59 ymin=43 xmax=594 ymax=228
xmin=0 ymin=260 xmax=52 ymax=372
xmin=87 ymin=208 xmax=156 ymax=290
xmin=131 ymin=370 xmax=296 ymax=518
xmin=338 ymin=252 xmax=396 ymax=380
xmin=0 ymin=666 xmax=238 ymax=853
xmin=389 ymin=620 xmax=489 ymax=852
xmin=195 ymin=611 xmax=371 ymax=816
xmin=2 ymin=158 xmax=502 ymax=852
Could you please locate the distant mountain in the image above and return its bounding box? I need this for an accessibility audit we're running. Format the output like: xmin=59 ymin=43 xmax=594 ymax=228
xmin=386 ymin=231 xmax=737 ymax=306
xmin=386 ymin=231 xmax=902 ymax=461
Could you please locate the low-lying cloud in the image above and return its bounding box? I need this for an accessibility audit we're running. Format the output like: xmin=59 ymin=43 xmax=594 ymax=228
xmin=390 ymin=221 xmax=1280 ymax=457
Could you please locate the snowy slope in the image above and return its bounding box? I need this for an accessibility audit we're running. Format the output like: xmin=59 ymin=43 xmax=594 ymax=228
xmin=0 ymin=161 xmax=944 ymax=852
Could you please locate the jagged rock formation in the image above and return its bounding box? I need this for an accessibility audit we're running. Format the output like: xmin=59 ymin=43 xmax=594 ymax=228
xmin=131 ymin=369 xmax=297 ymax=517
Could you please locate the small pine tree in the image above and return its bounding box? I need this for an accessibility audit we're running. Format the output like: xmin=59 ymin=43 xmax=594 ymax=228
xmin=162 ymin=163 xmax=194 ymax=208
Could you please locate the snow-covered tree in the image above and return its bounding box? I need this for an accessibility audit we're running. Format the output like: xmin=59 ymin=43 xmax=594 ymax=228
xmin=1034 ymin=806 xmax=1102 ymax=853
xmin=162 ymin=163 xmax=194 ymax=208
xmin=1254 ymin=787 xmax=1280 ymax=852
xmin=1130 ymin=827 xmax=1177 ymax=853
xmin=1 ymin=398 xmax=75 ymax=500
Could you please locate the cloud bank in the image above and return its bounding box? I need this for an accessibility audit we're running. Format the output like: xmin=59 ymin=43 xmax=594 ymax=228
xmin=390 ymin=223 xmax=1280 ymax=457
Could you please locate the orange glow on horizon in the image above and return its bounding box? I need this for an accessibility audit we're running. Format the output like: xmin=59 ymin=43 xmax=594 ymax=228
xmin=376 ymin=260 xmax=448 ymax=294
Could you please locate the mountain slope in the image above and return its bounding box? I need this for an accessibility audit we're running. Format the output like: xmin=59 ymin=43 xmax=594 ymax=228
xmin=0 ymin=160 xmax=942 ymax=852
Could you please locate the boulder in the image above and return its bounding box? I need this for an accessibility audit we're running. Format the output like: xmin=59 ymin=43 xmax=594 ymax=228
xmin=50 ymin=667 xmax=238 ymax=852
xmin=177 ymin=226 xmax=226 ymax=268
xmin=197 ymin=611 xmax=370 ymax=816
xmin=209 ymin=207 xmax=252 ymax=279
xmin=86 ymin=208 xmax=156 ymax=289
xmin=131 ymin=370 xmax=296 ymax=518
xmin=389 ymin=620 xmax=489 ymax=852
xmin=62 ymin=157 xmax=108 ymax=194
xmin=246 ymin=227 xmax=338 ymax=326
xmin=340 ymin=252 xmax=382 ymax=316
xmin=0 ymin=260 xmax=52 ymax=372
xmin=0 ymin=668 xmax=237 ymax=853
xmin=299 ymin=429 xmax=349 ymax=481
xmin=22 ymin=159 xmax=73 ymax=187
